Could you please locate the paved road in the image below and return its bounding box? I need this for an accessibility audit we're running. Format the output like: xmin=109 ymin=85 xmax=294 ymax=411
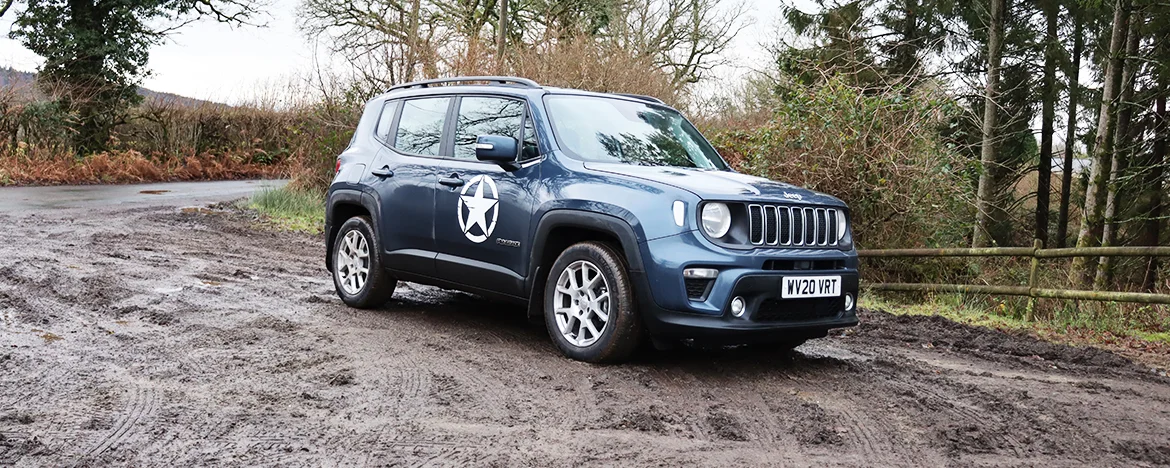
xmin=0 ymin=179 xmax=288 ymax=212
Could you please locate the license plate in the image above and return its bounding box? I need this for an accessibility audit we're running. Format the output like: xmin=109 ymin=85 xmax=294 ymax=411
xmin=781 ymin=276 xmax=842 ymax=299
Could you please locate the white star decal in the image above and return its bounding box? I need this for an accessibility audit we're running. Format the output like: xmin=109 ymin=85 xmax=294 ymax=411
xmin=457 ymin=175 xmax=499 ymax=243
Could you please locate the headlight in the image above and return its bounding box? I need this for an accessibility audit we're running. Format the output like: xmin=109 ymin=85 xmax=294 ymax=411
xmin=837 ymin=211 xmax=848 ymax=241
xmin=701 ymin=203 xmax=732 ymax=238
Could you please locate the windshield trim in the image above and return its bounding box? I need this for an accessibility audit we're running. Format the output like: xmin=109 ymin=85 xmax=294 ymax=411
xmin=541 ymin=93 xmax=730 ymax=170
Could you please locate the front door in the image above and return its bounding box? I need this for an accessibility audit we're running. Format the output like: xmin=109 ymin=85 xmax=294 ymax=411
xmin=432 ymin=96 xmax=540 ymax=297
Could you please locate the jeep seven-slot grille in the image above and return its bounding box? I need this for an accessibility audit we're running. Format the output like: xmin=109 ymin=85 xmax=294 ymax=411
xmin=747 ymin=205 xmax=839 ymax=246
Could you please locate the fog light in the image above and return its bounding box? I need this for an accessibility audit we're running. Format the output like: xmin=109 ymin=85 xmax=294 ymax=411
xmin=730 ymin=296 xmax=746 ymax=317
xmin=844 ymin=293 xmax=855 ymax=311
xmin=683 ymin=268 xmax=718 ymax=279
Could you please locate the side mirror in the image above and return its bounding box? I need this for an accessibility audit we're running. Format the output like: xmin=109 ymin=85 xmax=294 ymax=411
xmin=475 ymin=135 xmax=518 ymax=163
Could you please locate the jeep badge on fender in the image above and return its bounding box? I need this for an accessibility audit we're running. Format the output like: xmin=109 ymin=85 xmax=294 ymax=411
xmin=324 ymin=76 xmax=859 ymax=363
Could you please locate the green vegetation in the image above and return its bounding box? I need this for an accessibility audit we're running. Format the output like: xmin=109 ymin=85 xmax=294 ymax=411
xmin=710 ymin=78 xmax=972 ymax=250
xmin=863 ymin=292 xmax=1170 ymax=348
xmin=6 ymin=0 xmax=259 ymax=154
xmin=247 ymin=187 xmax=326 ymax=234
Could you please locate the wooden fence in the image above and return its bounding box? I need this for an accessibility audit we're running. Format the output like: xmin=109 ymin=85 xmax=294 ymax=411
xmin=858 ymin=243 xmax=1170 ymax=320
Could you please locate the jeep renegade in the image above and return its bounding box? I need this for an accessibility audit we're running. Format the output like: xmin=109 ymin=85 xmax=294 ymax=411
xmin=325 ymin=76 xmax=859 ymax=363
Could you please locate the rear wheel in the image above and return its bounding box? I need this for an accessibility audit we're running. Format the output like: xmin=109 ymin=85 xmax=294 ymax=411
xmin=544 ymin=241 xmax=643 ymax=363
xmin=332 ymin=216 xmax=396 ymax=308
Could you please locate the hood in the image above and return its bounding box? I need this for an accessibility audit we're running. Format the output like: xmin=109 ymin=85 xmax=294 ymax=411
xmin=584 ymin=163 xmax=845 ymax=207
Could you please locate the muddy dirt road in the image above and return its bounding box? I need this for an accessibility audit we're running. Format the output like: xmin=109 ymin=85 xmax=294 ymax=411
xmin=1 ymin=198 xmax=1169 ymax=466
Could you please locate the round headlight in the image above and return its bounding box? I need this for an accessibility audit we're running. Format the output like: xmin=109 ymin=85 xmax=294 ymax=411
xmin=837 ymin=212 xmax=848 ymax=241
xmin=701 ymin=203 xmax=732 ymax=238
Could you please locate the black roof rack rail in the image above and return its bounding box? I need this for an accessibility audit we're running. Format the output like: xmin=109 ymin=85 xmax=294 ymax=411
xmin=613 ymin=93 xmax=665 ymax=105
xmin=388 ymin=76 xmax=540 ymax=91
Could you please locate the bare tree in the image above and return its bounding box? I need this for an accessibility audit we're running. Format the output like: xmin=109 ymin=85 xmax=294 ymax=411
xmin=1055 ymin=3 xmax=1083 ymax=249
xmin=1094 ymin=11 xmax=1141 ymax=290
xmin=613 ymin=0 xmax=748 ymax=87
xmin=299 ymin=0 xmax=443 ymax=94
xmin=1035 ymin=0 xmax=1058 ymax=246
xmin=1071 ymin=0 xmax=1130 ymax=287
xmin=973 ymin=0 xmax=1006 ymax=247
xmin=298 ymin=0 xmax=744 ymax=98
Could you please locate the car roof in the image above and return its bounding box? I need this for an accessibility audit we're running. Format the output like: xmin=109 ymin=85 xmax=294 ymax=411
xmin=371 ymin=76 xmax=672 ymax=110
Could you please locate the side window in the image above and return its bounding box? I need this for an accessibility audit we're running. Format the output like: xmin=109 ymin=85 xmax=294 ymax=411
xmin=453 ymin=97 xmax=524 ymax=160
xmin=394 ymin=97 xmax=451 ymax=156
xmin=521 ymin=116 xmax=539 ymax=161
xmin=375 ymin=100 xmax=399 ymax=142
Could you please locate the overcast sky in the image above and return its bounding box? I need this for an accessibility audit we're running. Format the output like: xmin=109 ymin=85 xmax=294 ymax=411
xmin=0 ymin=0 xmax=793 ymax=104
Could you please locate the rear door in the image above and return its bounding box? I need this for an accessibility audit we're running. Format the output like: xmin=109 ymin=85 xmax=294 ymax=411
xmin=367 ymin=96 xmax=455 ymax=276
xmin=431 ymin=95 xmax=542 ymax=297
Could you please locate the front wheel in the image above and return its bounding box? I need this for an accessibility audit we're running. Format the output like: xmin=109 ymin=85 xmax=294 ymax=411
xmin=332 ymin=216 xmax=396 ymax=308
xmin=544 ymin=241 xmax=643 ymax=363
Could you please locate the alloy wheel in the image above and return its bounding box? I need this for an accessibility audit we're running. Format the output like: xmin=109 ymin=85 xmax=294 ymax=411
xmin=335 ymin=229 xmax=370 ymax=295
xmin=553 ymin=260 xmax=611 ymax=347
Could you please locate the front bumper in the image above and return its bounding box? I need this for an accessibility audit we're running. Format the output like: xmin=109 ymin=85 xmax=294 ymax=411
xmin=634 ymin=230 xmax=859 ymax=343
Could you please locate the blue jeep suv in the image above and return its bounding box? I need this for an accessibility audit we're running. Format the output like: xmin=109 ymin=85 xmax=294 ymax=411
xmin=325 ymin=76 xmax=859 ymax=362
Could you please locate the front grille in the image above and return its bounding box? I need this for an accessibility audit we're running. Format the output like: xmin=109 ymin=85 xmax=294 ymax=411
xmin=747 ymin=205 xmax=840 ymax=247
xmin=753 ymin=297 xmax=843 ymax=322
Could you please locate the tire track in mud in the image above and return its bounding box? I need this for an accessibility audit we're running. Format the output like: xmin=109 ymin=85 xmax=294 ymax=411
xmin=886 ymin=373 xmax=1030 ymax=458
xmin=787 ymin=365 xmax=927 ymax=466
xmin=75 ymin=385 xmax=159 ymax=463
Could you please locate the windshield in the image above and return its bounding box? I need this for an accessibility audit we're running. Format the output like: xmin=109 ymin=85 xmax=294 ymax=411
xmin=545 ymin=95 xmax=728 ymax=170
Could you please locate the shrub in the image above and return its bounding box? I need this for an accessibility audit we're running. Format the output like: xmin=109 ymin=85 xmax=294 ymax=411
xmin=708 ymin=78 xmax=975 ymax=251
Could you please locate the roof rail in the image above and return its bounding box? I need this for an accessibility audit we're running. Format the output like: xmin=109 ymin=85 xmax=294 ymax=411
xmin=613 ymin=93 xmax=666 ymax=105
xmin=388 ymin=76 xmax=540 ymax=91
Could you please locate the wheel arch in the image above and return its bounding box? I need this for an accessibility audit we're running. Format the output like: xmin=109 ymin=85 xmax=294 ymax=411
xmin=325 ymin=187 xmax=380 ymax=271
xmin=525 ymin=210 xmax=646 ymax=319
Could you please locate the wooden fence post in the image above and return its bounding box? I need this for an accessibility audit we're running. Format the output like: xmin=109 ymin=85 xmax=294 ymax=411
xmin=1026 ymin=238 xmax=1043 ymax=321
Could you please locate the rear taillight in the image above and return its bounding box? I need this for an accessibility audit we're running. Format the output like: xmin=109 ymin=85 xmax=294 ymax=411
xmin=335 ymin=158 xmax=341 ymax=174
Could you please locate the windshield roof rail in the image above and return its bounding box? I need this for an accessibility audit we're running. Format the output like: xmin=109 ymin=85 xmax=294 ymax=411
xmin=389 ymin=76 xmax=540 ymax=91
xmin=613 ymin=93 xmax=665 ymax=105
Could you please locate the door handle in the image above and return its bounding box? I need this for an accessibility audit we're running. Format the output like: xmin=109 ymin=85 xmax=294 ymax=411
xmin=370 ymin=166 xmax=394 ymax=177
xmin=439 ymin=176 xmax=465 ymax=187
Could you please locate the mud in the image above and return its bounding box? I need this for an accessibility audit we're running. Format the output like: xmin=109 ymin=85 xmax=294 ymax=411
xmin=1 ymin=204 xmax=1168 ymax=466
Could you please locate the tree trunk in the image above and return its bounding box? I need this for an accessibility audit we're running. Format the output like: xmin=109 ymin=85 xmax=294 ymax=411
xmin=1036 ymin=0 xmax=1058 ymax=246
xmin=1095 ymin=16 xmax=1141 ymax=290
xmin=892 ymin=0 xmax=920 ymax=81
xmin=973 ymin=0 xmax=1007 ymax=247
xmin=1056 ymin=9 xmax=1083 ymax=248
xmin=1141 ymin=93 xmax=1166 ymax=291
xmin=406 ymin=0 xmax=421 ymax=81
xmin=1071 ymin=0 xmax=1130 ymax=287
xmin=496 ymin=0 xmax=509 ymax=74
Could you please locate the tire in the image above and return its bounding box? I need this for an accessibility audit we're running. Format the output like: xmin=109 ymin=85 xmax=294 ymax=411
xmin=544 ymin=241 xmax=643 ymax=363
xmin=332 ymin=216 xmax=396 ymax=308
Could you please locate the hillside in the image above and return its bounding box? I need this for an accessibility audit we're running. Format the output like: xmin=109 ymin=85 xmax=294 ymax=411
xmin=0 ymin=67 xmax=217 ymax=107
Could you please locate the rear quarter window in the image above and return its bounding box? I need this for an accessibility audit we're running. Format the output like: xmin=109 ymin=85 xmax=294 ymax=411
xmin=374 ymin=100 xmax=399 ymax=142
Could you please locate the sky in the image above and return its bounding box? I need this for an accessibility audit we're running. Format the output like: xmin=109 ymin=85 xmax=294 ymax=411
xmin=0 ymin=0 xmax=793 ymax=104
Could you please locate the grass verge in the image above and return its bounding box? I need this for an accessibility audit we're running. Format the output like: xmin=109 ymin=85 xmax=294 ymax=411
xmin=246 ymin=187 xmax=326 ymax=233
xmin=862 ymin=292 xmax=1170 ymax=369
